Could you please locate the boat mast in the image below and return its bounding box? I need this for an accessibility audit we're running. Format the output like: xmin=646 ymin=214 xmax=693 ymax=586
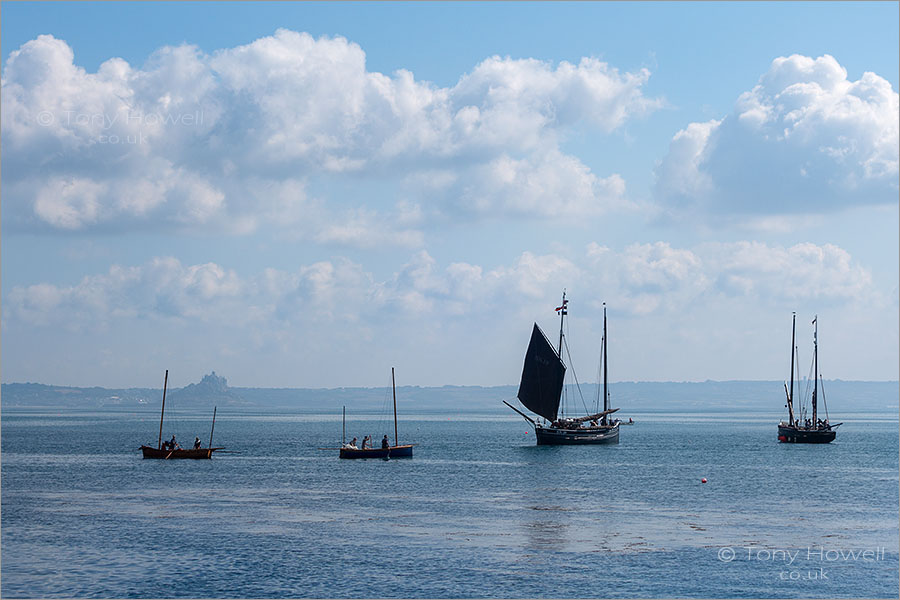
xmin=557 ymin=290 xmax=567 ymax=359
xmin=812 ymin=315 xmax=818 ymax=426
xmin=342 ymin=406 xmax=346 ymax=445
xmin=208 ymin=406 xmax=217 ymax=449
xmin=787 ymin=312 xmax=796 ymax=426
xmin=157 ymin=369 xmax=168 ymax=450
xmin=392 ymin=367 xmax=399 ymax=447
xmin=602 ymin=303 xmax=609 ymax=424
xmin=556 ymin=290 xmax=567 ymax=421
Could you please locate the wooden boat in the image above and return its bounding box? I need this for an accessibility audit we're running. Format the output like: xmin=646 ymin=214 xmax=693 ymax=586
xmin=339 ymin=368 xmax=414 ymax=459
xmin=505 ymin=292 xmax=621 ymax=445
xmin=140 ymin=370 xmax=224 ymax=459
xmin=338 ymin=445 xmax=413 ymax=459
xmin=777 ymin=314 xmax=841 ymax=444
xmin=140 ymin=446 xmax=221 ymax=459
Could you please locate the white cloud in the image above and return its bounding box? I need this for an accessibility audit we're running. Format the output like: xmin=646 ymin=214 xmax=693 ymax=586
xmin=654 ymin=54 xmax=899 ymax=219
xmin=454 ymin=148 xmax=629 ymax=218
xmin=581 ymin=239 xmax=878 ymax=316
xmin=702 ymin=241 xmax=873 ymax=302
xmin=5 ymin=257 xmax=243 ymax=330
xmin=452 ymin=55 xmax=659 ymax=137
xmin=6 ymin=240 xmax=876 ymax=334
xmin=617 ymin=242 xmax=708 ymax=314
xmin=2 ymin=30 xmax=658 ymax=236
xmin=33 ymin=177 xmax=106 ymax=229
xmin=4 ymin=240 xmax=890 ymax=384
xmin=312 ymin=207 xmax=424 ymax=249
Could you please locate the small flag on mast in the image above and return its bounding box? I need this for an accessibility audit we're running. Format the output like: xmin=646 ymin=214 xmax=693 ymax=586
xmin=555 ymin=299 xmax=568 ymax=314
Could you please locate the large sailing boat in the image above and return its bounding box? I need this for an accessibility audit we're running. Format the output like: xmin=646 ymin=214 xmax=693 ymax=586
xmin=777 ymin=314 xmax=841 ymax=444
xmin=505 ymin=292 xmax=620 ymax=445
xmin=140 ymin=370 xmax=224 ymax=459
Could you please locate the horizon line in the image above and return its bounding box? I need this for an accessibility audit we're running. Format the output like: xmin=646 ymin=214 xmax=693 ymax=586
xmin=4 ymin=378 xmax=899 ymax=391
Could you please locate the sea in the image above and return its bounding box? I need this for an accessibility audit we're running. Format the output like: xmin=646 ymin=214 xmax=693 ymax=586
xmin=1 ymin=405 xmax=897 ymax=599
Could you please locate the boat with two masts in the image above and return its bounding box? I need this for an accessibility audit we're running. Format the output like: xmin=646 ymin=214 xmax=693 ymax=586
xmin=339 ymin=368 xmax=414 ymax=459
xmin=505 ymin=292 xmax=620 ymax=445
xmin=777 ymin=314 xmax=841 ymax=444
xmin=140 ymin=370 xmax=224 ymax=459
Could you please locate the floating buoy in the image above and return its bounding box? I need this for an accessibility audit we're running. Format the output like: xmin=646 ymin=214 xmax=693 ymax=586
xmin=701 ymin=478 xmax=708 ymax=484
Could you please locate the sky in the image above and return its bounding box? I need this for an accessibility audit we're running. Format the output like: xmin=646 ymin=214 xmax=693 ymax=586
xmin=2 ymin=1 xmax=898 ymax=389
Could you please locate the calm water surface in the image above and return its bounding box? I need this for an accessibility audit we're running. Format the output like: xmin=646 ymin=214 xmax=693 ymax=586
xmin=2 ymin=409 xmax=897 ymax=598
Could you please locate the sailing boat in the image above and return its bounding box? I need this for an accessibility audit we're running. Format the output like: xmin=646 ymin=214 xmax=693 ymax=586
xmin=505 ymin=292 xmax=620 ymax=445
xmin=339 ymin=367 xmax=414 ymax=459
xmin=777 ymin=314 xmax=841 ymax=444
xmin=140 ymin=370 xmax=224 ymax=459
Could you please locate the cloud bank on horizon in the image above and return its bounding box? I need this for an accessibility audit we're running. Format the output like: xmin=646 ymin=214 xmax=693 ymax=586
xmin=2 ymin=28 xmax=897 ymax=386
xmin=5 ymin=242 xmax=878 ymax=330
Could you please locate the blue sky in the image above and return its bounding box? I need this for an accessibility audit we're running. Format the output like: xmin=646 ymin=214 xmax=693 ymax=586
xmin=2 ymin=2 xmax=898 ymax=389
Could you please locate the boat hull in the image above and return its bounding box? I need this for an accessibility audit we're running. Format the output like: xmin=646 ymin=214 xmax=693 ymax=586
xmin=140 ymin=445 xmax=222 ymax=459
xmin=535 ymin=423 xmax=619 ymax=445
xmin=777 ymin=425 xmax=835 ymax=444
xmin=339 ymin=445 xmax=414 ymax=459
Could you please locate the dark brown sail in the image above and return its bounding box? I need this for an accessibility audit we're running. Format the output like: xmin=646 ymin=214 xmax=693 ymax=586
xmin=517 ymin=323 xmax=565 ymax=423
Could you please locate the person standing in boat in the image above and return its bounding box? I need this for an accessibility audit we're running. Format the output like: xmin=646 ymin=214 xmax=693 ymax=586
xmin=169 ymin=435 xmax=180 ymax=450
xmin=193 ymin=437 xmax=202 ymax=449
xmin=382 ymin=435 xmax=389 ymax=449
xmin=361 ymin=435 xmax=370 ymax=449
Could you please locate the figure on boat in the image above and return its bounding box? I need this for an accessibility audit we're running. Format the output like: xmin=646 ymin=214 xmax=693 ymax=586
xmin=339 ymin=368 xmax=414 ymax=459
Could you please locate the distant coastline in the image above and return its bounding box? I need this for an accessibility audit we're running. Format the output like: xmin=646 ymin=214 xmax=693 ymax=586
xmin=2 ymin=375 xmax=897 ymax=413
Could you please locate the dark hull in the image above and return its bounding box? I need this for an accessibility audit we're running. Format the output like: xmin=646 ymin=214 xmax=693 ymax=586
xmin=140 ymin=445 xmax=223 ymax=459
xmin=339 ymin=445 xmax=414 ymax=459
xmin=777 ymin=425 xmax=835 ymax=444
xmin=535 ymin=423 xmax=619 ymax=445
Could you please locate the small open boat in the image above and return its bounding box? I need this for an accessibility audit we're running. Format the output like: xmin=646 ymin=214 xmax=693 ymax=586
xmin=339 ymin=445 xmax=413 ymax=459
xmin=140 ymin=446 xmax=221 ymax=459
xmin=140 ymin=370 xmax=224 ymax=459
xmin=339 ymin=368 xmax=413 ymax=459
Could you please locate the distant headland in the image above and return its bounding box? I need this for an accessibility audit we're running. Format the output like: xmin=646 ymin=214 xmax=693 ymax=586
xmin=1 ymin=373 xmax=897 ymax=413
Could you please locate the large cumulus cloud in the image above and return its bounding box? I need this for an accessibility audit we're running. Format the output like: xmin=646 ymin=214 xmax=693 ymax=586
xmin=654 ymin=54 xmax=899 ymax=220
xmin=1 ymin=30 xmax=659 ymax=238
